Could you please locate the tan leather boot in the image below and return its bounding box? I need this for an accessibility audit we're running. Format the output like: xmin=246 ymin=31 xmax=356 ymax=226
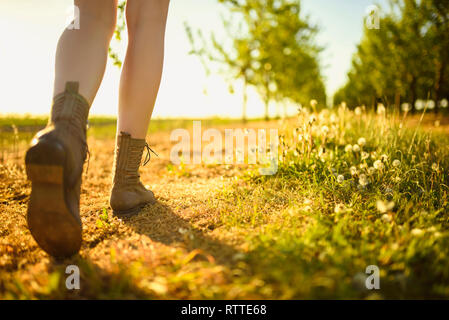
xmin=110 ymin=132 xmax=156 ymax=216
xmin=25 ymin=82 xmax=90 ymax=258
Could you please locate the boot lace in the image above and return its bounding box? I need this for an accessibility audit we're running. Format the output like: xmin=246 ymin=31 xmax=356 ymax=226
xmin=143 ymin=143 xmax=158 ymax=166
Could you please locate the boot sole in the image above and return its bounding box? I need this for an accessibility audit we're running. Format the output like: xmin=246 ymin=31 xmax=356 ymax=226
xmin=25 ymin=139 xmax=82 ymax=258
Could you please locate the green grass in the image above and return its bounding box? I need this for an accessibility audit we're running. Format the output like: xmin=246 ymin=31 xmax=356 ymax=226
xmin=214 ymin=107 xmax=449 ymax=298
xmin=0 ymin=115 xmax=260 ymax=145
xmin=2 ymin=109 xmax=449 ymax=299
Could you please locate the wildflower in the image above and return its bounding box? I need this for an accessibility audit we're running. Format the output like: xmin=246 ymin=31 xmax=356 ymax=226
xmin=377 ymin=103 xmax=386 ymax=115
xmin=373 ymin=160 xmax=384 ymax=170
xmin=310 ymin=99 xmax=318 ymax=108
xmin=359 ymin=163 xmax=368 ymax=170
xmin=368 ymin=167 xmax=376 ymax=175
xmin=381 ymin=214 xmax=392 ymax=223
xmin=359 ymin=174 xmax=369 ymax=187
xmin=321 ymin=125 xmax=329 ymax=135
xmin=358 ymin=137 xmax=366 ymax=147
xmin=431 ymin=163 xmax=439 ymax=172
xmin=353 ymin=144 xmax=360 ymax=152
xmin=411 ymin=228 xmax=424 ymax=237
xmin=361 ymin=152 xmax=369 ymax=160
xmin=376 ymin=200 xmax=395 ymax=213
xmin=345 ymin=144 xmax=353 ymax=153
xmin=354 ymin=107 xmax=362 ymax=116
xmin=337 ymin=175 xmax=345 ymax=183
xmin=334 ymin=204 xmax=346 ymax=214
xmin=440 ymin=98 xmax=448 ymax=108
xmin=380 ymin=154 xmax=389 ymax=162
xmin=350 ymin=166 xmax=358 ymax=176
xmin=401 ymin=103 xmax=411 ymax=112
xmin=392 ymin=159 xmax=401 ymax=168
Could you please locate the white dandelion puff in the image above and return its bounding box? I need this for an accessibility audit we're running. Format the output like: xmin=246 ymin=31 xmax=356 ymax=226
xmin=357 ymin=137 xmax=366 ymax=147
xmin=359 ymin=174 xmax=369 ymax=187
xmin=373 ymin=160 xmax=384 ymax=170
xmin=345 ymin=144 xmax=353 ymax=153
xmin=376 ymin=200 xmax=395 ymax=213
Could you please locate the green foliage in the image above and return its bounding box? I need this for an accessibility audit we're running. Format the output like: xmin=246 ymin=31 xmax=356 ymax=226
xmin=186 ymin=0 xmax=326 ymax=120
xmin=335 ymin=0 xmax=449 ymax=112
xmin=219 ymin=106 xmax=449 ymax=298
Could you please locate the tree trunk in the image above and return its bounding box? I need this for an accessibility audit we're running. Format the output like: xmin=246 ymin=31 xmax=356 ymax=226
xmin=434 ymin=58 xmax=446 ymax=113
xmin=410 ymin=76 xmax=417 ymax=113
xmin=264 ymin=98 xmax=269 ymax=121
xmin=242 ymin=81 xmax=248 ymax=124
xmin=395 ymin=91 xmax=401 ymax=113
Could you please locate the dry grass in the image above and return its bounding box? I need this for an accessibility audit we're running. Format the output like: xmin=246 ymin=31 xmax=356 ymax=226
xmin=0 ymin=121 xmax=274 ymax=299
xmin=1 ymin=113 xmax=449 ymax=299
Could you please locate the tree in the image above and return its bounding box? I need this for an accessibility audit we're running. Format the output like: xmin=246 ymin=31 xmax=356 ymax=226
xmin=334 ymin=0 xmax=449 ymax=112
xmin=187 ymin=0 xmax=326 ymax=121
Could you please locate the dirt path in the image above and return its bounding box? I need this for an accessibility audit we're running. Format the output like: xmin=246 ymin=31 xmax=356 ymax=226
xmin=0 ymin=123 xmax=269 ymax=298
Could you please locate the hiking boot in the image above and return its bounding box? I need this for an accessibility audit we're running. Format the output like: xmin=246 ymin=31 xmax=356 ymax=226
xmin=25 ymin=82 xmax=90 ymax=258
xmin=110 ymin=132 xmax=156 ymax=216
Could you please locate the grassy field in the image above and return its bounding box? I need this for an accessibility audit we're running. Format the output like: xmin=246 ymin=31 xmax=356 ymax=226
xmin=1 ymin=107 xmax=449 ymax=299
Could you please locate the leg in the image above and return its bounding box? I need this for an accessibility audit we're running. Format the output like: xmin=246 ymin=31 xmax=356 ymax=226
xmin=54 ymin=0 xmax=118 ymax=104
xmin=117 ymin=0 xmax=170 ymax=139
xmin=110 ymin=0 xmax=170 ymax=216
xmin=26 ymin=0 xmax=117 ymax=258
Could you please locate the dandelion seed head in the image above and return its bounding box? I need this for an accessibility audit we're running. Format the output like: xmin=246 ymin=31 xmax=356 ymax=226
xmin=432 ymin=163 xmax=439 ymax=171
xmin=355 ymin=107 xmax=362 ymax=116
xmin=345 ymin=144 xmax=353 ymax=153
xmin=373 ymin=160 xmax=384 ymax=170
xmin=334 ymin=204 xmax=346 ymax=214
xmin=357 ymin=137 xmax=366 ymax=147
xmin=376 ymin=200 xmax=395 ymax=213
xmin=337 ymin=175 xmax=345 ymax=183
xmin=401 ymin=103 xmax=411 ymax=112
xmin=392 ymin=159 xmax=401 ymax=168
xmin=350 ymin=166 xmax=358 ymax=176
xmin=359 ymin=174 xmax=369 ymax=187
xmin=321 ymin=125 xmax=329 ymax=135
xmin=377 ymin=103 xmax=386 ymax=115
xmin=353 ymin=144 xmax=361 ymax=153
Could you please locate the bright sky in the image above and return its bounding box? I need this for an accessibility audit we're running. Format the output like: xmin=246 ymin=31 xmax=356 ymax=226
xmin=0 ymin=0 xmax=387 ymax=118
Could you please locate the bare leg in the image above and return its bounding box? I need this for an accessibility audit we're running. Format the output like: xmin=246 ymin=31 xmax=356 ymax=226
xmin=54 ymin=0 xmax=118 ymax=104
xmin=117 ymin=0 xmax=170 ymax=139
